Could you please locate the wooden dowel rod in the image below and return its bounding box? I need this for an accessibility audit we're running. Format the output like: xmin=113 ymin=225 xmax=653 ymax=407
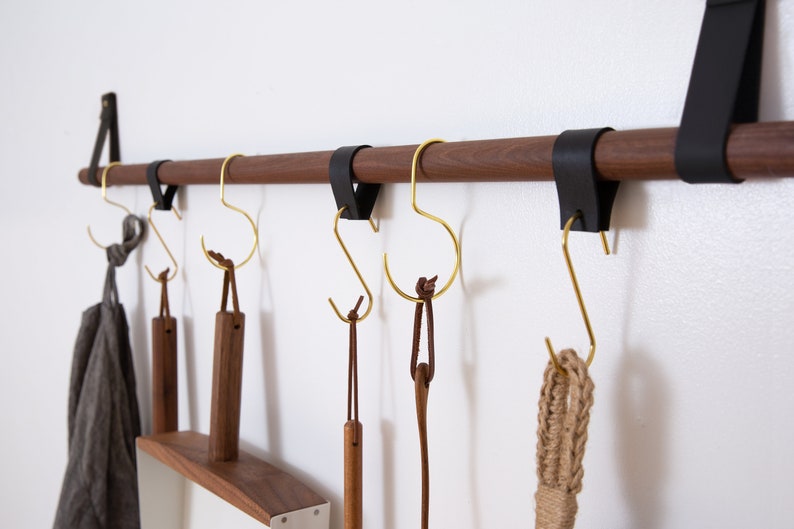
xmin=77 ymin=121 xmax=794 ymax=186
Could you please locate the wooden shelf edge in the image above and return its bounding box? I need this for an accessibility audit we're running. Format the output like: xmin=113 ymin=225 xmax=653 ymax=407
xmin=137 ymin=431 xmax=328 ymax=525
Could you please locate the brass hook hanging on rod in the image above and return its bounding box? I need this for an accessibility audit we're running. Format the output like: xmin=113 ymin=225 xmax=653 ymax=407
xmin=328 ymin=205 xmax=379 ymax=324
xmin=383 ymin=139 xmax=461 ymax=303
xmin=144 ymin=202 xmax=182 ymax=282
xmin=544 ymin=211 xmax=609 ymax=376
xmin=200 ymin=154 xmax=259 ymax=270
xmin=87 ymin=161 xmax=132 ymax=249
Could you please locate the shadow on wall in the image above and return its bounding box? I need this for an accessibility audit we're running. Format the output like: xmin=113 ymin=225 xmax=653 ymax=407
xmin=256 ymin=200 xmax=284 ymax=459
xmin=182 ymin=314 xmax=198 ymax=429
xmin=132 ymin=239 xmax=152 ymax=434
xmin=457 ymin=183 xmax=507 ymax=528
xmin=610 ymin=182 xmax=669 ymax=529
xmin=614 ymin=350 xmax=669 ymax=529
xmin=377 ymin=258 xmax=398 ymax=529
xmin=259 ymin=303 xmax=281 ymax=457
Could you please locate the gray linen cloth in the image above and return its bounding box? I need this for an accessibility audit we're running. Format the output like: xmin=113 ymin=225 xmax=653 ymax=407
xmin=53 ymin=215 xmax=144 ymax=529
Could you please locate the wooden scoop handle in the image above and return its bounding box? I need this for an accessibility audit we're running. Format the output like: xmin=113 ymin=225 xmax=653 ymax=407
xmin=344 ymin=420 xmax=363 ymax=529
xmin=208 ymin=311 xmax=245 ymax=462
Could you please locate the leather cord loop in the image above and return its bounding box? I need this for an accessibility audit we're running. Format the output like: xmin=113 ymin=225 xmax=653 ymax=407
xmin=410 ymin=276 xmax=437 ymax=384
xmin=157 ymin=268 xmax=172 ymax=331
xmin=207 ymin=250 xmax=241 ymax=327
xmin=347 ymin=296 xmax=364 ymax=446
xmin=410 ymin=275 xmax=438 ymax=529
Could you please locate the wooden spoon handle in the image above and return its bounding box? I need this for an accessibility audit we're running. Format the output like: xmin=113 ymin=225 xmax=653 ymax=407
xmin=208 ymin=311 xmax=245 ymax=462
xmin=344 ymin=420 xmax=363 ymax=529
xmin=151 ymin=316 xmax=178 ymax=434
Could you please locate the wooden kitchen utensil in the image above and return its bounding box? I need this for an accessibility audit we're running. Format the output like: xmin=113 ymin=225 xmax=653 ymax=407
xmin=137 ymin=253 xmax=329 ymax=528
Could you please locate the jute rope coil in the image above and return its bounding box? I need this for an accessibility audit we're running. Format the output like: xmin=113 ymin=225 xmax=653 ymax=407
xmin=535 ymin=348 xmax=595 ymax=529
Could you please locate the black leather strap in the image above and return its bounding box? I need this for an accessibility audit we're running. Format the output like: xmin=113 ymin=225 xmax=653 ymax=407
xmin=330 ymin=145 xmax=380 ymax=220
xmin=87 ymin=92 xmax=120 ymax=187
xmin=675 ymin=0 xmax=765 ymax=184
xmin=147 ymin=160 xmax=178 ymax=210
xmin=552 ymin=128 xmax=618 ymax=232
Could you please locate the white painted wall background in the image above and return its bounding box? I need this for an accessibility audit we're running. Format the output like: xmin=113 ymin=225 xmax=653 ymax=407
xmin=1 ymin=1 xmax=793 ymax=528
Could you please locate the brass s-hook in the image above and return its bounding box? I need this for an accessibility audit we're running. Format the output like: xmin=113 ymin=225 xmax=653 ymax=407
xmin=383 ymin=139 xmax=461 ymax=303
xmin=144 ymin=202 xmax=182 ymax=282
xmin=200 ymin=154 xmax=259 ymax=270
xmin=545 ymin=211 xmax=610 ymax=376
xmin=87 ymin=162 xmax=131 ymax=249
xmin=328 ymin=205 xmax=379 ymax=323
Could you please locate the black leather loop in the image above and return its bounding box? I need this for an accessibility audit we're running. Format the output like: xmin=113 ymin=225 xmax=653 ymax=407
xmin=87 ymin=92 xmax=120 ymax=187
xmin=552 ymin=128 xmax=618 ymax=233
xmin=675 ymin=0 xmax=765 ymax=184
xmin=146 ymin=160 xmax=178 ymax=210
xmin=329 ymin=145 xmax=380 ymax=220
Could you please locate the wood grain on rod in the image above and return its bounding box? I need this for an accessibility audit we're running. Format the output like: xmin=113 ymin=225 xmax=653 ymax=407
xmin=77 ymin=121 xmax=794 ymax=186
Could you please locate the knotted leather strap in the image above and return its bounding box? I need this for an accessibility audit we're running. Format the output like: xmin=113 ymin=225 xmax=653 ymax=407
xmin=158 ymin=268 xmax=172 ymax=330
xmin=344 ymin=296 xmax=364 ymax=529
xmin=411 ymin=275 xmax=437 ymax=529
xmin=208 ymin=250 xmax=241 ymax=327
xmin=535 ymin=349 xmax=595 ymax=529
xmin=347 ymin=296 xmax=364 ymax=444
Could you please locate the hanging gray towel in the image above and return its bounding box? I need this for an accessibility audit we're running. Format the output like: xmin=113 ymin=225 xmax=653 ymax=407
xmin=53 ymin=214 xmax=145 ymax=529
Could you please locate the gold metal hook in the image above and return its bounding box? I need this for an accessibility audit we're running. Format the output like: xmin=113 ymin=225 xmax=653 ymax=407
xmin=544 ymin=211 xmax=610 ymax=376
xmin=144 ymin=202 xmax=182 ymax=282
xmin=383 ymin=138 xmax=461 ymax=303
xmin=86 ymin=162 xmax=131 ymax=249
xmin=200 ymin=154 xmax=259 ymax=270
xmin=328 ymin=205 xmax=379 ymax=323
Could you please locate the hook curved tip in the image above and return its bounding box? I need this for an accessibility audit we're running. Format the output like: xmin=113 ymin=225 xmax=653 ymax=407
xmin=327 ymin=297 xmax=350 ymax=323
xmin=86 ymin=225 xmax=108 ymax=250
xmin=544 ymin=337 xmax=568 ymax=376
xmin=382 ymin=252 xmax=419 ymax=302
xmin=328 ymin=295 xmax=373 ymax=324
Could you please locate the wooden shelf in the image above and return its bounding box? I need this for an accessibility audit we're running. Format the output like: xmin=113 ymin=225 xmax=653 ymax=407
xmin=137 ymin=431 xmax=328 ymax=527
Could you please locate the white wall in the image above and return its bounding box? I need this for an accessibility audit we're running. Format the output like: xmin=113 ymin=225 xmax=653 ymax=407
xmin=1 ymin=1 xmax=793 ymax=528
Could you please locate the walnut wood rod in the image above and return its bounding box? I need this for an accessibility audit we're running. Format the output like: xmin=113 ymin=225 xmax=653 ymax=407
xmin=77 ymin=121 xmax=794 ymax=186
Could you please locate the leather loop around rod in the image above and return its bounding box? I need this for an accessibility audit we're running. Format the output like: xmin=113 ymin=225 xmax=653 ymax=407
xmin=147 ymin=159 xmax=178 ymax=210
xmin=87 ymin=92 xmax=120 ymax=187
xmin=330 ymin=145 xmax=380 ymax=220
xmin=675 ymin=0 xmax=765 ymax=183
xmin=552 ymin=128 xmax=618 ymax=232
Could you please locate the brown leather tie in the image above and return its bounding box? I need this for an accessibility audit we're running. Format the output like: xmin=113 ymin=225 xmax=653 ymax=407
xmin=344 ymin=296 xmax=364 ymax=529
xmin=411 ymin=275 xmax=437 ymax=529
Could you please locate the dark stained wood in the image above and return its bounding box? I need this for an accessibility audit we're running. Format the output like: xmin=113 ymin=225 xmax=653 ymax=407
xmin=343 ymin=421 xmax=362 ymax=529
xmin=209 ymin=311 xmax=245 ymax=463
xmin=152 ymin=316 xmax=178 ymax=434
xmin=137 ymin=431 xmax=327 ymax=525
xmin=77 ymin=121 xmax=794 ymax=186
